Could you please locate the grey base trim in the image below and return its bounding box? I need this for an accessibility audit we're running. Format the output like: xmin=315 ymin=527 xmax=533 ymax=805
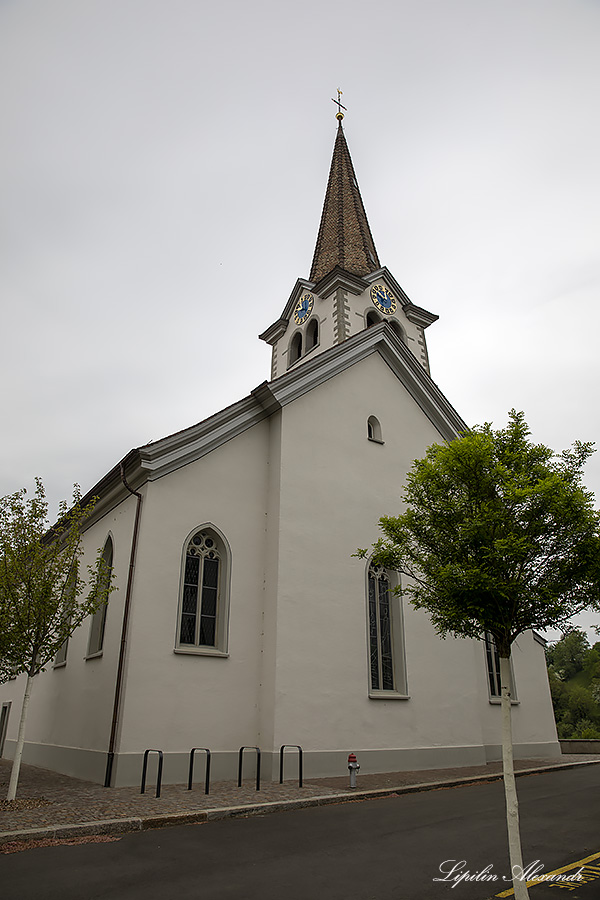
xmin=483 ymin=741 xmax=562 ymax=763
xmin=2 ymin=740 xmax=109 ymax=783
xmin=559 ymin=739 xmax=600 ymax=754
xmin=2 ymin=740 xmax=563 ymax=787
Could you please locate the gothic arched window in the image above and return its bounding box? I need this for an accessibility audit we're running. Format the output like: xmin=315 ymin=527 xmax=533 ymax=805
xmin=367 ymin=562 xmax=407 ymax=695
xmin=177 ymin=528 xmax=230 ymax=654
xmin=87 ymin=536 xmax=113 ymax=658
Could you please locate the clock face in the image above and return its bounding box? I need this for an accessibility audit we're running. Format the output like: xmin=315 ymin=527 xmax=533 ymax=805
xmin=293 ymin=292 xmax=314 ymax=325
xmin=370 ymin=284 xmax=397 ymax=315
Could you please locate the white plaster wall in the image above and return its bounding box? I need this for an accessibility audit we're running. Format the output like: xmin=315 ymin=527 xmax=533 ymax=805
xmin=478 ymin=631 xmax=559 ymax=753
xmin=116 ymin=422 xmax=271 ymax=758
xmin=266 ymin=351 xmax=558 ymax=759
xmin=0 ymin=492 xmax=139 ymax=778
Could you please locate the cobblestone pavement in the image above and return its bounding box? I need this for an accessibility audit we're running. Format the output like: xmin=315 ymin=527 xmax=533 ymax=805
xmin=1 ymin=755 xmax=599 ymax=841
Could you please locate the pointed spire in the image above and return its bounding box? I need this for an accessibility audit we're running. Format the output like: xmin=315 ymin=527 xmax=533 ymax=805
xmin=309 ymin=121 xmax=380 ymax=284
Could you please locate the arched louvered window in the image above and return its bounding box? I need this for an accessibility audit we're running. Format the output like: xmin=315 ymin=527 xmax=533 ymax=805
xmin=177 ymin=528 xmax=230 ymax=654
xmin=87 ymin=536 xmax=113 ymax=658
xmin=367 ymin=562 xmax=407 ymax=696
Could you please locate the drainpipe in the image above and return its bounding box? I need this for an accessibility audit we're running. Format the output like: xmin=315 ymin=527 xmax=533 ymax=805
xmin=104 ymin=463 xmax=143 ymax=787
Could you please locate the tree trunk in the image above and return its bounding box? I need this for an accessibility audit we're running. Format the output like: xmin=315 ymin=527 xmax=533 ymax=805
xmin=7 ymin=672 xmax=34 ymax=801
xmin=500 ymin=654 xmax=529 ymax=900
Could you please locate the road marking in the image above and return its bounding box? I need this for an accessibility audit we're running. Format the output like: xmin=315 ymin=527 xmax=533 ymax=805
xmin=495 ymin=851 xmax=600 ymax=896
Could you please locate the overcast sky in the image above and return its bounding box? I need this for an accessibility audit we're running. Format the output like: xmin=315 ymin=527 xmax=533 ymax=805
xmin=1 ymin=0 xmax=599 ymax=638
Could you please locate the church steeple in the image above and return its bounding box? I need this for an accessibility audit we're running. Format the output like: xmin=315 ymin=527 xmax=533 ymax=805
xmin=309 ymin=121 xmax=380 ymax=284
xmin=260 ymin=111 xmax=438 ymax=380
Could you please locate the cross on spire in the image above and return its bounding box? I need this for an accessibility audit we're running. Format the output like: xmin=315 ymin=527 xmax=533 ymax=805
xmin=331 ymin=88 xmax=347 ymax=121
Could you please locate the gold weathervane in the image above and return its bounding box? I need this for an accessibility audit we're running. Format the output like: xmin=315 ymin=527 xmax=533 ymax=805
xmin=331 ymin=88 xmax=347 ymax=121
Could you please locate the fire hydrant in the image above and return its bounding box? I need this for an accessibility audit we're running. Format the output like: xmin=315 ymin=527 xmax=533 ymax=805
xmin=348 ymin=752 xmax=360 ymax=788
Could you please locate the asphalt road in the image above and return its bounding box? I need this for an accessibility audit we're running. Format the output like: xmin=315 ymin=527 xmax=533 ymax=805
xmin=2 ymin=766 xmax=600 ymax=900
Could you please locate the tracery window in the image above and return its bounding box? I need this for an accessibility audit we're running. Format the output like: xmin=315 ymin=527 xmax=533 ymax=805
xmin=178 ymin=529 xmax=229 ymax=653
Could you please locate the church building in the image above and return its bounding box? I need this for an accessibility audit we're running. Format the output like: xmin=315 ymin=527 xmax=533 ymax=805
xmin=0 ymin=113 xmax=560 ymax=787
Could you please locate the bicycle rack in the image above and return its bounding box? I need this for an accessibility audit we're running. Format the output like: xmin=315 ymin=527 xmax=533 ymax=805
xmin=279 ymin=745 xmax=303 ymax=787
xmin=187 ymin=747 xmax=211 ymax=794
xmin=238 ymin=746 xmax=261 ymax=791
xmin=140 ymin=749 xmax=164 ymax=798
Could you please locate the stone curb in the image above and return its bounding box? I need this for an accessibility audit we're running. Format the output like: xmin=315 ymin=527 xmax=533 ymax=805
xmin=1 ymin=759 xmax=599 ymax=846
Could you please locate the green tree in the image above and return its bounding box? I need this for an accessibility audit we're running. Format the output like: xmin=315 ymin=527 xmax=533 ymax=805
xmin=0 ymin=479 xmax=113 ymax=800
xmin=546 ymin=628 xmax=590 ymax=680
xmin=358 ymin=411 xmax=600 ymax=900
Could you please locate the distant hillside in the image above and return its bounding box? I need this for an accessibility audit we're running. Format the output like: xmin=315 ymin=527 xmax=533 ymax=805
xmin=546 ymin=629 xmax=600 ymax=739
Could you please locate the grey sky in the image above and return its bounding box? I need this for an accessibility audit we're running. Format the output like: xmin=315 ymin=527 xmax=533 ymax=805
xmin=1 ymin=0 xmax=599 ymax=637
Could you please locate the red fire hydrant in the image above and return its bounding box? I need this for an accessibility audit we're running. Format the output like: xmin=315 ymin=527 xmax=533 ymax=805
xmin=348 ymin=752 xmax=360 ymax=788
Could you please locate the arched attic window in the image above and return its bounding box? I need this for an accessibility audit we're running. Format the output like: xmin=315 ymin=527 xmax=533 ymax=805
xmin=367 ymin=416 xmax=383 ymax=443
xmin=289 ymin=331 xmax=303 ymax=365
xmin=306 ymin=317 xmax=319 ymax=351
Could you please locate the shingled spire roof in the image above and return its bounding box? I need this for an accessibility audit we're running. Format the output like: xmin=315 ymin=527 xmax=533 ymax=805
xmin=309 ymin=121 xmax=381 ymax=284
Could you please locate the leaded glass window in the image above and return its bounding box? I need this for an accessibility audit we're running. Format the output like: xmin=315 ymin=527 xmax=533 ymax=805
xmin=180 ymin=531 xmax=222 ymax=647
xmin=368 ymin=563 xmax=395 ymax=691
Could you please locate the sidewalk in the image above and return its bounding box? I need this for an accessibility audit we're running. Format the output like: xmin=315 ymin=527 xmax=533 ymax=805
xmin=1 ymin=755 xmax=599 ymax=847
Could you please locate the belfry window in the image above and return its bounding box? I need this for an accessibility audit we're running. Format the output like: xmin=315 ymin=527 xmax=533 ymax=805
xmin=389 ymin=320 xmax=405 ymax=343
xmin=366 ymin=310 xmax=381 ymax=328
xmin=306 ymin=317 xmax=319 ymax=351
xmin=289 ymin=332 xmax=303 ymax=365
xmin=177 ymin=528 xmax=230 ymax=654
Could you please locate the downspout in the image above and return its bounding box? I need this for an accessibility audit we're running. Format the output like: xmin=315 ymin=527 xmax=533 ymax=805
xmin=104 ymin=463 xmax=143 ymax=787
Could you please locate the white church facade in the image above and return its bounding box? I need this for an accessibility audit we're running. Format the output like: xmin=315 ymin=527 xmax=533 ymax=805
xmin=0 ymin=119 xmax=560 ymax=787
